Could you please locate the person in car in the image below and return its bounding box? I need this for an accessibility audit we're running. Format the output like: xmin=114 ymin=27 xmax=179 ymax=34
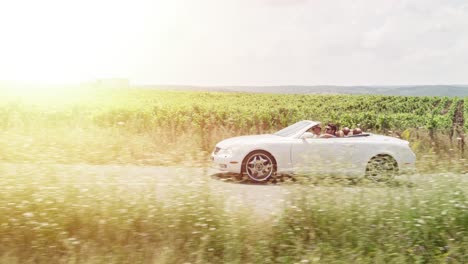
xmin=320 ymin=123 xmax=337 ymax=138
xmin=311 ymin=125 xmax=322 ymax=138
xmin=342 ymin=127 xmax=351 ymax=136
xmin=336 ymin=130 xmax=345 ymax=137
xmin=352 ymin=128 xmax=362 ymax=135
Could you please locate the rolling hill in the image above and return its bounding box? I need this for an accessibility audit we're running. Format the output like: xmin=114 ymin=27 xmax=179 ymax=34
xmin=138 ymin=84 xmax=468 ymax=97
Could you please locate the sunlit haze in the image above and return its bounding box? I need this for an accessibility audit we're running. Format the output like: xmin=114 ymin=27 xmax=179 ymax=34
xmin=1 ymin=0 xmax=467 ymax=86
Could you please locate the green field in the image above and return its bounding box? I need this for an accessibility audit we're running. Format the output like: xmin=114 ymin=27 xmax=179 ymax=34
xmin=0 ymin=87 xmax=467 ymax=263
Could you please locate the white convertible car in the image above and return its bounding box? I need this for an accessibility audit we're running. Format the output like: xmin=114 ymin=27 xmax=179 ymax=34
xmin=211 ymin=120 xmax=416 ymax=182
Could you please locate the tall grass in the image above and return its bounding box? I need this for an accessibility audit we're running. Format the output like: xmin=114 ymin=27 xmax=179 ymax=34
xmin=0 ymin=164 xmax=466 ymax=263
xmin=272 ymin=176 xmax=467 ymax=263
xmin=0 ymin=164 xmax=261 ymax=263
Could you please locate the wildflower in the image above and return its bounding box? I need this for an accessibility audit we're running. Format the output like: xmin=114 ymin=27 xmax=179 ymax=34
xmin=23 ymin=212 xmax=34 ymax=218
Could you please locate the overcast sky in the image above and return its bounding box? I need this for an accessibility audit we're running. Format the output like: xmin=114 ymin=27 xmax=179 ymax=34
xmin=0 ymin=0 xmax=467 ymax=85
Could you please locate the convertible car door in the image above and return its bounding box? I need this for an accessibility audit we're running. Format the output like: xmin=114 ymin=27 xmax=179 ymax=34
xmin=291 ymin=138 xmax=355 ymax=175
xmin=329 ymin=138 xmax=356 ymax=175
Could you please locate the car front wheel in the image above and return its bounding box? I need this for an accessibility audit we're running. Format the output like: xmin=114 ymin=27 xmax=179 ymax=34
xmin=242 ymin=151 xmax=276 ymax=182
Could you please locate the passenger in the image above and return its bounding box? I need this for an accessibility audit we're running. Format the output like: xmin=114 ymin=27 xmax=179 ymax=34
xmin=342 ymin=127 xmax=351 ymax=136
xmin=320 ymin=123 xmax=337 ymax=138
xmin=336 ymin=130 xmax=345 ymax=137
xmin=352 ymin=128 xmax=362 ymax=135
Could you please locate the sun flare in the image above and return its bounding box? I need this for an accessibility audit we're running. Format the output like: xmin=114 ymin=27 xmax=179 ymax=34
xmin=0 ymin=0 xmax=165 ymax=86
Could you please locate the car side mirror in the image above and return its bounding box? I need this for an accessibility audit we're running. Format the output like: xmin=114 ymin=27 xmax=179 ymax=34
xmin=301 ymin=132 xmax=315 ymax=139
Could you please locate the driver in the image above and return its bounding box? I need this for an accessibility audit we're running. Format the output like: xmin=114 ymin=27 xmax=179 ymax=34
xmin=310 ymin=125 xmax=322 ymax=138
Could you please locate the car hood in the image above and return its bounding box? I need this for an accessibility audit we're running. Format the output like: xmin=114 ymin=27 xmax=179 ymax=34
xmin=216 ymin=134 xmax=283 ymax=149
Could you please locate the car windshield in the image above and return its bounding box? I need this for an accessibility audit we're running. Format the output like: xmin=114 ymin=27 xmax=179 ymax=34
xmin=274 ymin=121 xmax=312 ymax=137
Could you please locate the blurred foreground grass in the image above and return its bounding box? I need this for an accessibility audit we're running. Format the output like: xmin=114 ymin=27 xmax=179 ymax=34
xmin=0 ymin=163 xmax=466 ymax=263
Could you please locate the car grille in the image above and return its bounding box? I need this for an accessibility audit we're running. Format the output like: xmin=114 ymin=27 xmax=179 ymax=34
xmin=214 ymin=147 xmax=221 ymax=154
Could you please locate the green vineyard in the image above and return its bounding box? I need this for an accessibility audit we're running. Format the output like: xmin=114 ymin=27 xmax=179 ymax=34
xmin=0 ymin=87 xmax=466 ymax=166
xmin=1 ymin=89 xmax=464 ymax=131
xmin=98 ymin=90 xmax=462 ymax=131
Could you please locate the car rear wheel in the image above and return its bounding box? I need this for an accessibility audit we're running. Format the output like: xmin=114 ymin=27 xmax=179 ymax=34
xmin=242 ymin=151 xmax=276 ymax=182
xmin=365 ymin=155 xmax=398 ymax=183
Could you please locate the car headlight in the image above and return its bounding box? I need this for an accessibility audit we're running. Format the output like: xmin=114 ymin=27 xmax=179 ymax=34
xmin=218 ymin=147 xmax=236 ymax=156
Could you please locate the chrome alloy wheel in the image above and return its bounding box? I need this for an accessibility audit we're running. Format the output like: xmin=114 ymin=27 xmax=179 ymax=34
xmin=365 ymin=155 xmax=398 ymax=183
xmin=244 ymin=152 xmax=275 ymax=182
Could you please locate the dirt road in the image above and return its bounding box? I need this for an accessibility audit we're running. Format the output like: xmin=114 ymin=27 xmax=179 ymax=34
xmin=2 ymin=163 xmax=466 ymax=217
xmin=0 ymin=163 xmax=294 ymax=217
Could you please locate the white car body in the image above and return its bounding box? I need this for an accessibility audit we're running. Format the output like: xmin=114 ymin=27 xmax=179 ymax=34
xmin=211 ymin=120 xmax=416 ymax=181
